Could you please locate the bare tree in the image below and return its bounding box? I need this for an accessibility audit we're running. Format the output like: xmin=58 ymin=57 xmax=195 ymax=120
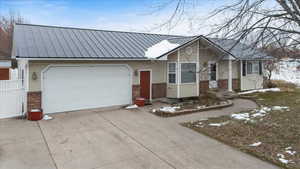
xmin=0 ymin=11 xmax=26 ymax=56
xmin=265 ymin=59 xmax=278 ymax=80
xmin=152 ymin=0 xmax=300 ymax=50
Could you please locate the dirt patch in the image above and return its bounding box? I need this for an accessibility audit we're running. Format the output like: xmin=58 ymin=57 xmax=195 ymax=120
xmin=183 ymin=89 xmax=300 ymax=169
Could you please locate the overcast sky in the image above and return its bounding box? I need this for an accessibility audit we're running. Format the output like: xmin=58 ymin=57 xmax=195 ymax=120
xmin=0 ymin=0 xmax=252 ymax=35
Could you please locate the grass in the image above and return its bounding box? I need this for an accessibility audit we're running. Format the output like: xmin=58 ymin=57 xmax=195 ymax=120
xmin=183 ymin=86 xmax=300 ymax=169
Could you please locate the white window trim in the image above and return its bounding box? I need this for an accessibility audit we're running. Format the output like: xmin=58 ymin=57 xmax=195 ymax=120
xmin=247 ymin=60 xmax=260 ymax=74
xmin=180 ymin=62 xmax=197 ymax=84
xmin=167 ymin=62 xmax=177 ymax=85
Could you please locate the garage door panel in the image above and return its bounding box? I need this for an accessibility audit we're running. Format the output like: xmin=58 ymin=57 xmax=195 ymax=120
xmin=43 ymin=65 xmax=131 ymax=114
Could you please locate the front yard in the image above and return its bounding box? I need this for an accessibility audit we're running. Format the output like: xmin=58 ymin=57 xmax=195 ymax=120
xmin=183 ymin=86 xmax=300 ymax=169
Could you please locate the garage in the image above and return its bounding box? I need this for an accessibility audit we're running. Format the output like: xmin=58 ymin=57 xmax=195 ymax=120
xmin=42 ymin=64 xmax=132 ymax=114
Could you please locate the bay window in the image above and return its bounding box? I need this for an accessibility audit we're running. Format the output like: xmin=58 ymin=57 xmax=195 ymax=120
xmin=181 ymin=63 xmax=196 ymax=83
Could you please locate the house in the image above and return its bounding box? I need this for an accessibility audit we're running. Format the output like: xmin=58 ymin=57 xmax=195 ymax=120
xmin=12 ymin=23 xmax=272 ymax=114
xmin=0 ymin=27 xmax=12 ymax=80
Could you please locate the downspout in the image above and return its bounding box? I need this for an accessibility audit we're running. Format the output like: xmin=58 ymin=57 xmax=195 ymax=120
xmin=177 ymin=50 xmax=180 ymax=98
xmin=228 ymin=56 xmax=233 ymax=91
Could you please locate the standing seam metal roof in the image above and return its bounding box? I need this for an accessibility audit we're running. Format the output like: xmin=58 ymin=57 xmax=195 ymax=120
xmin=13 ymin=23 xmax=271 ymax=60
xmin=13 ymin=23 xmax=186 ymax=59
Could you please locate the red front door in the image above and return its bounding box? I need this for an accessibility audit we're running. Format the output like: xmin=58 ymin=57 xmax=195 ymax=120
xmin=140 ymin=71 xmax=150 ymax=100
xmin=0 ymin=68 xmax=9 ymax=80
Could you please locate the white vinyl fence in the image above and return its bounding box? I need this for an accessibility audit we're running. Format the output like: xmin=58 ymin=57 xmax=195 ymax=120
xmin=0 ymin=80 xmax=25 ymax=119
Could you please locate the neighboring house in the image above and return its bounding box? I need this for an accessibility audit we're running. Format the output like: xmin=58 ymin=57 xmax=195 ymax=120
xmin=0 ymin=28 xmax=12 ymax=80
xmin=12 ymin=23 xmax=272 ymax=114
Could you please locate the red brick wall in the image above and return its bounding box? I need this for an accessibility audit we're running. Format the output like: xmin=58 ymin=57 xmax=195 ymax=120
xmin=200 ymin=79 xmax=240 ymax=93
xmin=132 ymin=85 xmax=140 ymax=100
xmin=152 ymin=83 xmax=166 ymax=99
xmin=27 ymin=91 xmax=42 ymax=111
xmin=133 ymin=83 xmax=167 ymax=100
xmin=218 ymin=79 xmax=240 ymax=90
xmin=233 ymin=79 xmax=240 ymax=90
xmin=218 ymin=79 xmax=228 ymax=89
xmin=199 ymin=81 xmax=209 ymax=93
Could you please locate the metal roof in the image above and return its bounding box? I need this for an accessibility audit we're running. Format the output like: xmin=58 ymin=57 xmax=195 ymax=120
xmin=13 ymin=23 xmax=271 ymax=60
xmin=208 ymin=38 xmax=273 ymax=60
xmin=13 ymin=23 xmax=190 ymax=59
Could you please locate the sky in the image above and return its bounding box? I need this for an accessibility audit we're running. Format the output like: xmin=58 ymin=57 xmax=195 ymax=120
xmin=0 ymin=0 xmax=265 ymax=36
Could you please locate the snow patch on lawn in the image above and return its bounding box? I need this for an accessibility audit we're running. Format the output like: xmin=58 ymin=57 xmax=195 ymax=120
xmin=251 ymin=111 xmax=267 ymax=117
xmin=285 ymin=147 xmax=297 ymax=155
xmin=238 ymin=88 xmax=280 ymax=95
xmin=272 ymin=59 xmax=300 ymax=86
xmin=277 ymin=153 xmax=292 ymax=164
xmin=208 ymin=121 xmax=229 ymax=127
xmin=249 ymin=142 xmax=262 ymax=147
xmin=231 ymin=105 xmax=290 ymax=122
xmin=231 ymin=113 xmax=250 ymax=121
xmin=159 ymin=106 xmax=181 ymax=113
xmin=145 ymin=40 xmax=180 ymax=59
xmin=272 ymin=106 xmax=290 ymax=111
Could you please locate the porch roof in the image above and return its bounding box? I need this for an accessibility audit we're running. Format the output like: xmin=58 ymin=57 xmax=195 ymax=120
xmin=207 ymin=38 xmax=273 ymax=60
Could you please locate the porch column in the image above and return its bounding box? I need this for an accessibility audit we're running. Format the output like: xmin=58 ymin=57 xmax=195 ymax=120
xmin=228 ymin=58 xmax=233 ymax=91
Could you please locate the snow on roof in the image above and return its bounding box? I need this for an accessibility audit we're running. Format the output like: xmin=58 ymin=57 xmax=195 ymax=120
xmin=145 ymin=40 xmax=180 ymax=59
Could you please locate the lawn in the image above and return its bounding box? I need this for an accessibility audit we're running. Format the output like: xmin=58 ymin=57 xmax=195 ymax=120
xmin=183 ymin=87 xmax=300 ymax=169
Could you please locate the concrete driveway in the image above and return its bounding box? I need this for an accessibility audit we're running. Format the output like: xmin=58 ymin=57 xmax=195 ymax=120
xmin=0 ymin=99 xmax=279 ymax=169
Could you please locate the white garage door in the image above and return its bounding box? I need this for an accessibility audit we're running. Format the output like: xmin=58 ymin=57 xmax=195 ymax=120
xmin=42 ymin=65 xmax=132 ymax=114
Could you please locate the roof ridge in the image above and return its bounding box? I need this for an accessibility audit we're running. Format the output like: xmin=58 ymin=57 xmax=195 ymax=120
xmin=15 ymin=23 xmax=187 ymax=37
xmin=166 ymin=36 xmax=197 ymax=40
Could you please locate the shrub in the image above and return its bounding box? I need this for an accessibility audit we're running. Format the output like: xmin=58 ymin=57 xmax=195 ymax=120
xmin=271 ymin=80 xmax=297 ymax=91
xmin=264 ymin=80 xmax=277 ymax=88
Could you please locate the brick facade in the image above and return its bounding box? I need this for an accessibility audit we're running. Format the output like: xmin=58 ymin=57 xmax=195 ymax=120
xmin=132 ymin=85 xmax=140 ymax=100
xmin=132 ymin=83 xmax=167 ymax=100
xmin=152 ymin=83 xmax=166 ymax=99
xmin=199 ymin=81 xmax=209 ymax=93
xmin=200 ymin=79 xmax=240 ymax=93
xmin=218 ymin=79 xmax=240 ymax=90
xmin=232 ymin=79 xmax=240 ymax=90
xmin=27 ymin=91 xmax=42 ymax=111
xmin=218 ymin=79 xmax=228 ymax=90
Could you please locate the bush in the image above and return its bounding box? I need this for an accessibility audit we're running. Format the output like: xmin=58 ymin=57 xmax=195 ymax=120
xmin=272 ymin=80 xmax=297 ymax=88
xmin=264 ymin=80 xmax=277 ymax=88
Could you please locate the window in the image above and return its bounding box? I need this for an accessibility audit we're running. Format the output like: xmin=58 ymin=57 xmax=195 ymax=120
xmin=247 ymin=61 xmax=260 ymax=74
xmin=247 ymin=62 xmax=252 ymax=74
xmin=242 ymin=61 xmax=246 ymax=76
xmin=181 ymin=63 xmax=196 ymax=83
xmin=209 ymin=63 xmax=217 ymax=81
xmin=168 ymin=63 xmax=176 ymax=83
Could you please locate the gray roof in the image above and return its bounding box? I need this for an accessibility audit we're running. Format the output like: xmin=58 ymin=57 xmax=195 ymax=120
xmin=13 ymin=23 xmax=191 ymax=59
xmin=13 ymin=23 xmax=271 ymax=60
xmin=208 ymin=38 xmax=272 ymax=60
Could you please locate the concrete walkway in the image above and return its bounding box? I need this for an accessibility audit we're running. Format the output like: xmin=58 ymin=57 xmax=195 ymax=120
xmin=0 ymin=99 xmax=278 ymax=169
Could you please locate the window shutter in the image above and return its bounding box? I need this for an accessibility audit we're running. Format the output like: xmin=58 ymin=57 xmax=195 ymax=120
xmin=242 ymin=61 xmax=246 ymax=76
xmin=259 ymin=61 xmax=262 ymax=75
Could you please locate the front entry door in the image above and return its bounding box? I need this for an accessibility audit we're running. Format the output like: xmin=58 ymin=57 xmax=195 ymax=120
xmin=209 ymin=63 xmax=218 ymax=88
xmin=0 ymin=68 xmax=9 ymax=80
xmin=140 ymin=71 xmax=151 ymax=100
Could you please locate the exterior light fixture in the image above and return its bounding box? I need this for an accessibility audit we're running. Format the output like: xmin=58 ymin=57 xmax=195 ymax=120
xmin=32 ymin=72 xmax=38 ymax=80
